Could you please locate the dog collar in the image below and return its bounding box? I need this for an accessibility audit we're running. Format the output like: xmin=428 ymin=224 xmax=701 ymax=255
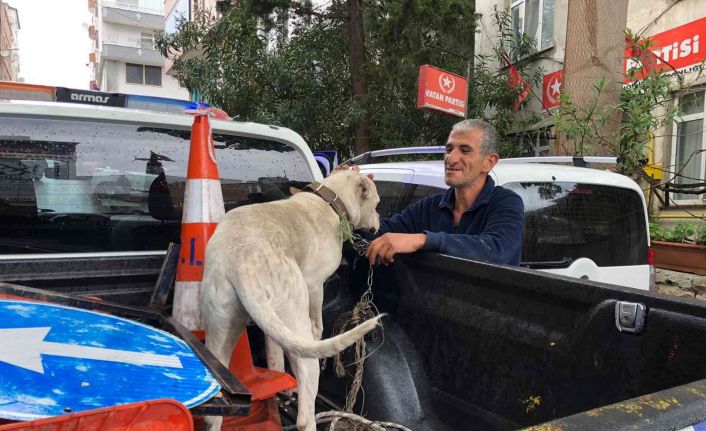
xmin=304 ymin=182 xmax=351 ymax=223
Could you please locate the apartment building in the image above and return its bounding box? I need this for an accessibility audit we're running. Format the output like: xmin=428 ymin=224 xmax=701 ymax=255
xmin=0 ymin=1 xmax=20 ymax=82
xmin=476 ymin=0 xmax=705 ymax=217
xmin=88 ymin=0 xmax=188 ymax=99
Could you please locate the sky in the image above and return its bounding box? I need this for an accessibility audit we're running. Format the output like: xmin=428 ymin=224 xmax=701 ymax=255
xmin=11 ymin=0 xmax=93 ymax=89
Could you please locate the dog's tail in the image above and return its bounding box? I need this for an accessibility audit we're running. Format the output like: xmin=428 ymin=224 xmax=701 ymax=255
xmin=236 ymin=279 xmax=384 ymax=359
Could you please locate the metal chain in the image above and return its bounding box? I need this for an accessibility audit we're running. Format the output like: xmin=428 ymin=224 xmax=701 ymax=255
xmin=350 ymin=233 xmax=370 ymax=256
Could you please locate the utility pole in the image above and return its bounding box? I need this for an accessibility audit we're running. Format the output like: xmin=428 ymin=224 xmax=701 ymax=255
xmin=556 ymin=0 xmax=628 ymax=155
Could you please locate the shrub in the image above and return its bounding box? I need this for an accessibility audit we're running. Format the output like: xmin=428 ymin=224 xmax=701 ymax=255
xmin=651 ymin=222 xmax=706 ymax=245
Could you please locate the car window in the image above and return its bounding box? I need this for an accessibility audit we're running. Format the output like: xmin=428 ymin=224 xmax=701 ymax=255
xmin=373 ymin=181 xmax=409 ymax=219
xmin=505 ymin=182 xmax=648 ymax=266
xmin=0 ymin=116 xmax=313 ymax=254
xmin=408 ymin=184 xmax=446 ymax=207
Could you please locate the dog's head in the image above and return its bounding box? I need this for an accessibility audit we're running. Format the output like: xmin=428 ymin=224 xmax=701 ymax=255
xmin=324 ymin=170 xmax=380 ymax=233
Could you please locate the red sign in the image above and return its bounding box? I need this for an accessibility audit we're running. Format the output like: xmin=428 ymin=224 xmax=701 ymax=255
xmin=542 ymin=69 xmax=564 ymax=110
xmin=624 ymin=16 xmax=705 ymax=80
xmin=417 ymin=65 xmax=468 ymax=118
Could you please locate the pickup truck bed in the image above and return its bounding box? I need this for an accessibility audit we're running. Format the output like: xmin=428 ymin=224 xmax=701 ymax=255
xmin=4 ymin=251 xmax=706 ymax=430
xmin=318 ymin=251 xmax=706 ymax=430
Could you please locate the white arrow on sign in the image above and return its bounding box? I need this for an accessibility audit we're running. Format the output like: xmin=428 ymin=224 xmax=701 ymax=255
xmin=0 ymin=327 xmax=183 ymax=374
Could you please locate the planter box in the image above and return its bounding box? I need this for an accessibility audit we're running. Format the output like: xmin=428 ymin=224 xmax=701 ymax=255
xmin=652 ymin=240 xmax=706 ymax=276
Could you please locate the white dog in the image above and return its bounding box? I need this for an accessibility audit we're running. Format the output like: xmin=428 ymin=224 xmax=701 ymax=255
xmin=201 ymin=170 xmax=383 ymax=431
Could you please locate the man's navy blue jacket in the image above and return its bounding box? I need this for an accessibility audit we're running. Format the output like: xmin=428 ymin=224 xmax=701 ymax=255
xmin=377 ymin=177 xmax=524 ymax=266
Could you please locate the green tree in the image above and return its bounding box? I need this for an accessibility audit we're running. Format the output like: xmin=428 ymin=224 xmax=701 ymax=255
xmin=551 ymin=30 xmax=678 ymax=174
xmin=157 ymin=1 xmax=538 ymax=158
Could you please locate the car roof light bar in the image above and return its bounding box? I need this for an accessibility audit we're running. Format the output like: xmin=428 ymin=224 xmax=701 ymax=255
xmin=500 ymin=156 xmax=619 ymax=166
xmin=349 ymin=146 xmax=618 ymax=168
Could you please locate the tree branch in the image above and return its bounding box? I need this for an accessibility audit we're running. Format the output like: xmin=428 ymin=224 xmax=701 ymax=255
xmin=288 ymin=1 xmax=347 ymax=20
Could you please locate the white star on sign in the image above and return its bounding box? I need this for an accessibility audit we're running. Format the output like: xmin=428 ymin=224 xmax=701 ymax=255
xmin=442 ymin=76 xmax=453 ymax=90
xmin=550 ymin=78 xmax=561 ymax=96
xmin=438 ymin=74 xmax=456 ymax=94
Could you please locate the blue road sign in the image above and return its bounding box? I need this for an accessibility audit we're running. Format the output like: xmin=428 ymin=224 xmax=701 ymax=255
xmin=0 ymin=300 xmax=220 ymax=421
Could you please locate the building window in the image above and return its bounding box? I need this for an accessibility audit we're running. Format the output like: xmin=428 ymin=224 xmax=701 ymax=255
xmin=671 ymin=91 xmax=705 ymax=203
xmin=511 ymin=0 xmax=554 ymax=52
xmin=140 ymin=32 xmax=155 ymax=50
xmin=126 ymin=63 xmax=162 ymax=86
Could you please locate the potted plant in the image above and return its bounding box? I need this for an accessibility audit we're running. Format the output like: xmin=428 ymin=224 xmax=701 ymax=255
xmin=650 ymin=222 xmax=706 ymax=275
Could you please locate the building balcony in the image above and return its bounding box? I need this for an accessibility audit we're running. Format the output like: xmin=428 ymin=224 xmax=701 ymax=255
xmin=102 ymin=2 xmax=163 ymax=30
xmin=88 ymin=25 xmax=96 ymax=40
xmin=101 ymin=42 xmax=163 ymax=66
xmin=89 ymin=52 xmax=96 ymax=63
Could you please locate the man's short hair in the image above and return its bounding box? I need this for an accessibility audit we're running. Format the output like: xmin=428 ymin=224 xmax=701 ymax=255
xmin=451 ymin=119 xmax=499 ymax=154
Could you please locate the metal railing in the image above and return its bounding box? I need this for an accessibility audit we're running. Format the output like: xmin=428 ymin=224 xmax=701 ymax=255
xmin=103 ymin=40 xmax=157 ymax=51
xmin=102 ymin=1 xmax=162 ymax=15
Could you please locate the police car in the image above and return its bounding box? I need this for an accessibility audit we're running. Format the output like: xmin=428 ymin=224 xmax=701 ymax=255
xmin=348 ymin=147 xmax=654 ymax=291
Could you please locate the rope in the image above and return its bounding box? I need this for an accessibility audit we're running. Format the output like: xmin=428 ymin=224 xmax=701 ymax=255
xmin=331 ymin=234 xmax=380 ymax=413
xmin=281 ymin=234 xmax=409 ymax=431
xmin=281 ymin=411 xmax=414 ymax=431
xmin=333 ymin=288 xmax=371 ymax=412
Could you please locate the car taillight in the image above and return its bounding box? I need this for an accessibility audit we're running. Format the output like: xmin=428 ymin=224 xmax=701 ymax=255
xmin=647 ymin=247 xmax=656 ymax=291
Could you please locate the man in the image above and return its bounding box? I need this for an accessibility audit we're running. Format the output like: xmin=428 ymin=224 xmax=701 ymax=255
xmin=365 ymin=119 xmax=524 ymax=266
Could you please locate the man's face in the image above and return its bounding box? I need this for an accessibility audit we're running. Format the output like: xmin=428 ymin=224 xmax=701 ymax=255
xmin=444 ymin=128 xmax=498 ymax=188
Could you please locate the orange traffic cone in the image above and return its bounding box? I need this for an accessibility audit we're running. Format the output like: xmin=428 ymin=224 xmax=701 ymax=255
xmin=174 ymin=110 xmax=296 ymax=430
xmin=173 ymin=112 xmax=225 ymax=331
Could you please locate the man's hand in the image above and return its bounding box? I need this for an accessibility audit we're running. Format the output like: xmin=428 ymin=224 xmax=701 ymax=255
xmin=332 ymin=163 xmax=374 ymax=179
xmin=366 ymin=233 xmax=427 ymax=266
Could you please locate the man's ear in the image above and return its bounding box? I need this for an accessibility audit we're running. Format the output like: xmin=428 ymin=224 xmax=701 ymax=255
xmin=483 ymin=152 xmax=499 ymax=173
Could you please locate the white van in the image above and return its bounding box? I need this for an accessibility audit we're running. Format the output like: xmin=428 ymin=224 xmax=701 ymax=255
xmin=0 ymin=100 xmax=321 ymax=255
xmin=350 ymin=147 xmax=654 ymax=291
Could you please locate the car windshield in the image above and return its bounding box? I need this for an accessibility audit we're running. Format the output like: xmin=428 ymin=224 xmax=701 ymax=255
xmin=0 ymin=116 xmax=313 ymax=253
xmin=505 ymin=182 xmax=648 ymax=266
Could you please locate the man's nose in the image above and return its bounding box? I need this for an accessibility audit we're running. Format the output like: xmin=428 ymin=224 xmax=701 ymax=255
xmin=445 ymin=149 xmax=460 ymax=164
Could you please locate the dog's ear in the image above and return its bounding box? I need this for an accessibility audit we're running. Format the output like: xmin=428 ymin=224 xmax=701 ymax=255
xmin=289 ymin=186 xmax=303 ymax=195
xmin=358 ymin=177 xmax=370 ymax=200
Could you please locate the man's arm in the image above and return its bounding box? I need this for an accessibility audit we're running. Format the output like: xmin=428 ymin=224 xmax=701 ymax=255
xmin=359 ymin=196 xmax=428 ymax=241
xmin=422 ymin=192 xmax=524 ymax=265
xmin=364 ymin=197 xmax=435 ymax=264
xmin=379 ymin=198 xmax=428 ymax=234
